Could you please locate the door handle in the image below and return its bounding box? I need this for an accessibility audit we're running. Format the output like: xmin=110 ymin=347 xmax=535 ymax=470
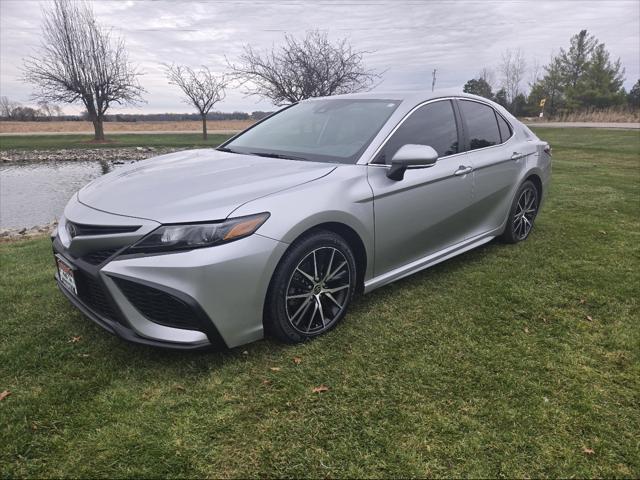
xmin=511 ymin=152 xmax=524 ymax=160
xmin=454 ymin=165 xmax=473 ymax=176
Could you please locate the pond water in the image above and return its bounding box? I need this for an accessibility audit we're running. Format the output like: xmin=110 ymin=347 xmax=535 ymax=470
xmin=0 ymin=160 xmax=133 ymax=229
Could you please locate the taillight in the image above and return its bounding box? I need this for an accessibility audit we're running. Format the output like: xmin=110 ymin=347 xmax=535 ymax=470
xmin=544 ymin=144 xmax=552 ymax=156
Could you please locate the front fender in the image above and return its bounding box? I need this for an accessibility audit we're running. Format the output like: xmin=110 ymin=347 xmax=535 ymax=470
xmin=229 ymin=165 xmax=376 ymax=282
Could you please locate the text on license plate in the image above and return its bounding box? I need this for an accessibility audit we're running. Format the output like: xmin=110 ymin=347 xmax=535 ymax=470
xmin=56 ymin=255 xmax=78 ymax=295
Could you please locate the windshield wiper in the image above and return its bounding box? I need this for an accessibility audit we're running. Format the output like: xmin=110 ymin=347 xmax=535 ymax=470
xmin=216 ymin=146 xmax=241 ymax=154
xmin=249 ymin=151 xmax=308 ymax=161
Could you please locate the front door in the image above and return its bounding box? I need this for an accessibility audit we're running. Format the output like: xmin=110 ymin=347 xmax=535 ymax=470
xmin=367 ymin=100 xmax=475 ymax=277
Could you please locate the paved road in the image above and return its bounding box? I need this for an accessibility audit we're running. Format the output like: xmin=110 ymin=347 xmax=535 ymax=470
xmin=525 ymin=122 xmax=639 ymax=130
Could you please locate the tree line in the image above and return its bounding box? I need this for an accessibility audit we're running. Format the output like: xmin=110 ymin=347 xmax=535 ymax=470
xmin=463 ymin=30 xmax=639 ymax=117
xmin=0 ymin=97 xmax=270 ymax=123
xmin=12 ymin=0 xmax=640 ymax=140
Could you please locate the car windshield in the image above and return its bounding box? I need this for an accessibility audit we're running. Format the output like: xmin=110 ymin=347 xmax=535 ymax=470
xmin=222 ymin=99 xmax=401 ymax=164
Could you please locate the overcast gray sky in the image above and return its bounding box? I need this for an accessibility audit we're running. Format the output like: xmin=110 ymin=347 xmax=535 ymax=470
xmin=1 ymin=0 xmax=638 ymax=114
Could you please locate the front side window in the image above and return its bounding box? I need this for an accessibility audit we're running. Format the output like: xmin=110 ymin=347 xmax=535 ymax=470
xmin=375 ymin=100 xmax=459 ymax=164
xmin=459 ymin=100 xmax=501 ymax=150
xmin=223 ymin=99 xmax=400 ymax=164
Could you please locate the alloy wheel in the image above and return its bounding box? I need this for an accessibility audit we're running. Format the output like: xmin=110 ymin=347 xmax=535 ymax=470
xmin=285 ymin=247 xmax=351 ymax=334
xmin=512 ymin=186 xmax=538 ymax=240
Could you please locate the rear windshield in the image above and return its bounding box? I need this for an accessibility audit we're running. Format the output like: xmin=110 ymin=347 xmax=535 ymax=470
xmin=222 ymin=99 xmax=401 ymax=164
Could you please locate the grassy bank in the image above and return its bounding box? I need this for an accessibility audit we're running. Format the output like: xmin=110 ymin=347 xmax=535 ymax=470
xmin=1 ymin=129 xmax=639 ymax=478
xmin=0 ymin=133 xmax=233 ymax=151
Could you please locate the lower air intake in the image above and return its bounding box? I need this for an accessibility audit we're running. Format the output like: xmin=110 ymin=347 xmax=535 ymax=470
xmin=113 ymin=277 xmax=202 ymax=331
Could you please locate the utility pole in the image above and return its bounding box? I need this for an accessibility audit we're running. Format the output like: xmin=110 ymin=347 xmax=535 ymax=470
xmin=431 ymin=69 xmax=437 ymax=91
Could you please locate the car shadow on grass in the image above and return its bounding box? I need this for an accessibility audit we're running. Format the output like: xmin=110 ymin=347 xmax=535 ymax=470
xmin=91 ymin=235 xmax=517 ymax=372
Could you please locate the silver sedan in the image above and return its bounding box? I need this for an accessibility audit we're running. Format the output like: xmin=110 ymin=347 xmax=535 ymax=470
xmin=52 ymin=91 xmax=551 ymax=349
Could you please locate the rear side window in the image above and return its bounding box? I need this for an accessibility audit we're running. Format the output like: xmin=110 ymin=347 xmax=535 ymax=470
xmin=496 ymin=114 xmax=512 ymax=142
xmin=459 ymin=100 xmax=501 ymax=150
xmin=376 ymin=100 xmax=459 ymax=164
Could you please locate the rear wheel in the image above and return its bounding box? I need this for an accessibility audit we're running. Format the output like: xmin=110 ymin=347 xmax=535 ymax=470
xmin=266 ymin=231 xmax=356 ymax=343
xmin=502 ymin=180 xmax=539 ymax=243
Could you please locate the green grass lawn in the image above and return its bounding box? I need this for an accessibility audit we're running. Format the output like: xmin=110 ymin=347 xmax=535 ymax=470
xmin=0 ymin=133 xmax=232 ymax=151
xmin=1 ymin=128 xmax=639 ymax=478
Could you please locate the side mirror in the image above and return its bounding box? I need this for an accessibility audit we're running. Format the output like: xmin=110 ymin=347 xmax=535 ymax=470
xmin=387 ymin=144 xmax=439 ymax=181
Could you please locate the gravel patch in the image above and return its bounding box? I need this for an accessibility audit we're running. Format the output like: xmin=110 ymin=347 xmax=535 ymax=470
xmin=0 ymin=221 xmax=58 ymax=242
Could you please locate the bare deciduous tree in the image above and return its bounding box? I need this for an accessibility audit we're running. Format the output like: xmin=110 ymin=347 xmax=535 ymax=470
xmin=478 ymin=67 xmax=497 ymax=91
xmin=23 ymin=0 xmax=144 ymax=140
xmin=164 ymin=65 xmax=227 ymax=140
xmin=529 ymin=58 xmax=542 ymax=89
xmin=499 ymin=48 xmax=527 ymax=105
xmin=37 ymin=101 xmax=63 ymax=120
xmin=0 ymin=97 xmax=20 ymax=119
xmin=229 ymin=30 xmax=381 ymax=105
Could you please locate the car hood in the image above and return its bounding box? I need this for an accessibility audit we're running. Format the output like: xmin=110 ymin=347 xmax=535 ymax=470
xmin=78 ymin=149 xmax=336 ymax=223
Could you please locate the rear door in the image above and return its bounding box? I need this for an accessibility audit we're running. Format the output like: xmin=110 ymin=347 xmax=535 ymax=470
xmin=456 ymin=99 xmax=528 ymax=237
xmin=367 ymin=99 xmax=474 ymax=276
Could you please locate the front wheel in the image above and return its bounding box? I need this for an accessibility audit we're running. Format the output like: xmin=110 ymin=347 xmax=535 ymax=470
xmin=265 ymin=231 xmax=357 ymax=343
xmin=502 ymin=180 xmax=540 ymax=243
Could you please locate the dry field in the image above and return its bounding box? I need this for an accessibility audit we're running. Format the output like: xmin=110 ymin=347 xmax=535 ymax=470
xmin=554 ymin=108 xmax=640 ymax=122
xmin=525 ymin=107 xmax=640 ymax=123
xmin=0 ymin=119 xmax=254 ymax=134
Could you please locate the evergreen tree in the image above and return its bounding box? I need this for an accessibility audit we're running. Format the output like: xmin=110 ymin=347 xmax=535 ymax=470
xmin=494 ymin=88 xmax=508 ymax=109
xmin=529 ymin=30 xmax=626 ymax=115
xmin=528 ymin=56 xmax=564 ymax=116
xmin=575 ymin=43 xmax=626 ymax=108
xmin=559 ymin=30 xmax=597 ymax=89
xmin=628 ymin=79 xmax=640 ymax=109
xmin=511 ymin=93 xmax=527 ymax=116
xmin=463 ymin=78 xmax=493 ymax=99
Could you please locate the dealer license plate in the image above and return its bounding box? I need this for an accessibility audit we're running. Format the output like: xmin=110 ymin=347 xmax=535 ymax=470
xmin=56 ymin=255 xmax=78 ymax=295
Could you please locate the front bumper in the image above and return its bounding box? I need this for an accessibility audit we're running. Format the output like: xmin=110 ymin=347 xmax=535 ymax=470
xmin=54 ymin=273 xmax=213 ymax=349
xmin=53 ymin=199 xmax=288 ymax=349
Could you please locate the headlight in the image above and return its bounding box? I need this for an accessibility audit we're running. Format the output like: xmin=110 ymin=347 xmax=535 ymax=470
xmin=127 ymin=212 xmax=270 ymax=254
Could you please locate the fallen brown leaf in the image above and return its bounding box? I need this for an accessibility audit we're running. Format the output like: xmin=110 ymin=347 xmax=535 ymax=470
xmin=583 ymin=447 xmax=595 ymax=455
xmin=293 ymin=356 xmax=302 ymax=365
xmin=269 ymin=367 xmax=281 ymax=372
xmin=579 ymin=298 xmax=587 ymax=305
xmin=312 ymin=385 xmax=329 ymax=393
xmin=586 ymin=315 xmax=594 ymax=322
xmin=69 ymin=335 xmax=82 ymax=343
xmin=0 ymin=390 xmax=11 ymax=401
xmin=174 ymin=385 xmax=186 ymax=392
xmin=262 ymin=379 xmax=271 ymax=385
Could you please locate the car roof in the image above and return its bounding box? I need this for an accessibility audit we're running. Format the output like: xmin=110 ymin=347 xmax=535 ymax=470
xmin=302 ymin=89 xmax=518 ymax=126
xmin=303 ymin=88 xmax=491 ymax=104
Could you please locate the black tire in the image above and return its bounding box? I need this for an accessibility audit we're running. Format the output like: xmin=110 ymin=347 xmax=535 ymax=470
xmin=501 ymin=180 xmax=540 ymax=244
xmin=265 ymin=230 xmax=357 ymax=343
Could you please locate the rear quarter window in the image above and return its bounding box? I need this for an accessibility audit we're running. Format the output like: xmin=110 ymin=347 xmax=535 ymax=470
xmin=496 ymin=114 xmax=512 ymax=142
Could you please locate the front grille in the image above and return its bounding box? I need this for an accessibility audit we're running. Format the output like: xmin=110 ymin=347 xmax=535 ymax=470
xmin=75 ymin=270 xmax=118 ymax=320
xmin=81 ymin=248 xmax=120 ymax=265
xmin=66 ymin=221 xmax=140 ymax=238
xmin=114 ymin=278 xmax=201 ymax=331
